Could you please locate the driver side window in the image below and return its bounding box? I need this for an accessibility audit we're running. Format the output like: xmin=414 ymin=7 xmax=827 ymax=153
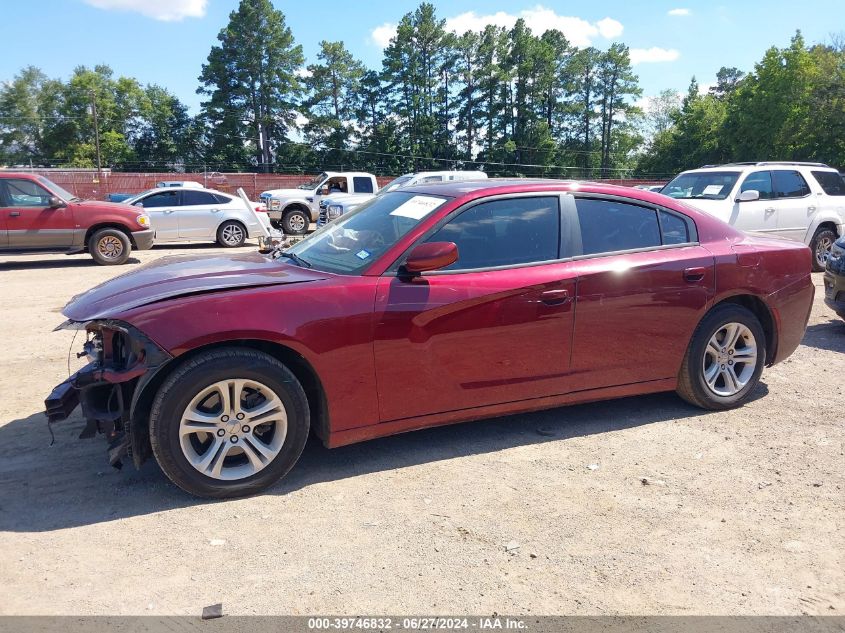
xmin=139 ymin=191 xmax=179 ymax=208
xmin=4 ymin=179 xmax=53 ymax=207
xmin=740 ymin=171 xmax=775 ymax=200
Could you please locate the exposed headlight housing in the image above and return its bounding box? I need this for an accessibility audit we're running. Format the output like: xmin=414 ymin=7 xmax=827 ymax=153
xmin=327 ymin=204 xmax=344 ymax=219
xmin=136 ymin=214 xmax=150 ymax=228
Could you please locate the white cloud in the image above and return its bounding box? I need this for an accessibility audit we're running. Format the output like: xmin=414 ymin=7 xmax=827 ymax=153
xmin=630 ymin=47 xmax=681 ymax=65
xmin=444 ymin=6 xmax=623 ymax=47
xmin=370 ymin=22 xmax=397 ymax=48
xmin=295 ymin=67 xmax=312 ymax=79
xmin=84 ymin=0 xmax=207 ymax=21
xmin=667 ymin=8 xmax=691 ymax=16
xmin=370 ymin=6 xmax=623 ymax=49
xmin=596 ymin=17 xmax=624 ymax=39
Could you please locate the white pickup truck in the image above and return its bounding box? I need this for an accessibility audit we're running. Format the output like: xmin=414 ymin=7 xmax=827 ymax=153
xmin=317 ymin=170 xmax=488 ymax=227
xmin=260 ymin=171 xmax=378 ymax=235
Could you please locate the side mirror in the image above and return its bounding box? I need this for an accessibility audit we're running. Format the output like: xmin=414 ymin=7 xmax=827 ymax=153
xmin=401 ymin=242 xmax=458 ymax=276
xmin=48 ymin=196 xmax=66 ymax=209
xmin=737 ymin=190 xmax=759 ymax=202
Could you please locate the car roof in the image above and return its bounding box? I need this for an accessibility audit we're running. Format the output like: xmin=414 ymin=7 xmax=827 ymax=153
xmin=399 ymin=178 xmax=634 ymax=198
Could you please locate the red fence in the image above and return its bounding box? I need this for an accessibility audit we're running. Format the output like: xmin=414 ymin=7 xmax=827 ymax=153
xmin=12 ymin=169 xmax=666 ymax=201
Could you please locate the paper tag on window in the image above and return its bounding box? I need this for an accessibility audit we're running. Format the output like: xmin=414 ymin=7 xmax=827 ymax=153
xmin=703 ymin=185 xmax=723 ymax=195
xmin=390 ymin=195 xmax=443 ymax=220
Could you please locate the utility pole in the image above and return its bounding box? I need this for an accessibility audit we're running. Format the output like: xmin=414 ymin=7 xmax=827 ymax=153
xmin=90 ymin=91 xmax=103 ymax=186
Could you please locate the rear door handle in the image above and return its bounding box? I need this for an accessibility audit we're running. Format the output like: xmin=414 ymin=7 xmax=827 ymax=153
xmin=808 ymin=206 xmax=817 ymax=212
xmin=684 ymin=267 xmax=706 ymax=282
xmin=540 ymin=289 xmax=571 ymax=305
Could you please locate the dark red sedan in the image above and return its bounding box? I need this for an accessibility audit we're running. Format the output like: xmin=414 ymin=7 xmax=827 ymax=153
xmin=45 ymin=180 xmax=814 ymax=498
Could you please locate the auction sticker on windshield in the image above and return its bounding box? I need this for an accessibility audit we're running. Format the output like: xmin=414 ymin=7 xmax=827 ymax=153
xmin=390 ymin=195 xmax=445 ymax=220
xmin=703 ymin=184 xmax=724 ymax=196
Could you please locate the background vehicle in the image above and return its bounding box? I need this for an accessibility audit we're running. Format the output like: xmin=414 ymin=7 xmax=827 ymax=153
xmin=260 ymin=172 xmax=378 ymax=235
xmin=0 ymin=172 xmax=153 ymax=265
xmin=634 ymin=184 xmax=664 ymax=193
xmin=317 ymin=170 xmax=488 ymax=227
xmin=126 ymin=186 xmax=269 ymax=247
xmin=46 ymin=180 xmax=813 ymax=498
xmin=156 ymin=181 xmax=203 ymax=189
xmin=823 ymin=234 xmax=845 ymax=321
xmin=661 ymin=162 xmax=845 ymax=270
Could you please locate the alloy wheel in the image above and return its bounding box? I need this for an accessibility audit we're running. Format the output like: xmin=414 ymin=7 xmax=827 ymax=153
xmin=179 ymin=379 xmax=288 ymax=481
xmin=97 ymin=235 xmax=125 ymax=261
xmin=815 ymin=235 xmax=833 ymax=268
xmin=288 ymin=214 xmax=307 ymax=232
xmin=702 ymin=322 xmax=758 ymax=397
xmin=221 ymin=224 xmax=244 ymax=246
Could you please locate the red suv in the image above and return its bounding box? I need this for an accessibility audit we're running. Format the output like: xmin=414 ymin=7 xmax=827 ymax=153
xmin=0 ymin=172 xmax=154 ymax=265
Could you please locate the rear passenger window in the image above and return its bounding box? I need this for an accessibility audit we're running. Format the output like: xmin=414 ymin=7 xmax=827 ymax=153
xmin=181 ymin=191 xmax=219 ymax=205
xmin=659 ymin=210 xmax=690 ymax=245
xmin=772 ymin=171 xmax=811 ymax=198
xmin=740 ymin=171 xmax=776 ymax=200
xmin=811 ymin=171 xmax=845 ymax=196
xmin=426 ymin=197 xmax=560 ymax=270
xmin=353 ymin=177 xmax=374 ymax=194
xmin=575 ymin=199 xmax=661 ymax=255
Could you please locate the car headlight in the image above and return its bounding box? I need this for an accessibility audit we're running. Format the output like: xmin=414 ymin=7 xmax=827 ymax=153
xmin=327 ymin=204 xmax=343 ymax=219
xmin=136 ymin=214 xmax=151 ymax=228
xmin=269 ymin=199 xmax=282 ymax=211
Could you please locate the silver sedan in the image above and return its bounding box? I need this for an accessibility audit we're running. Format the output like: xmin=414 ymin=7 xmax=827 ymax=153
xmin=126 ymin=187 xmax=271 ymax=247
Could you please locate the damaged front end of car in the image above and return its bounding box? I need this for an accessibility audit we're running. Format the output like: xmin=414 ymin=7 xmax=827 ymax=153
xmin=44 ymin=320 xmax=171 ymax=470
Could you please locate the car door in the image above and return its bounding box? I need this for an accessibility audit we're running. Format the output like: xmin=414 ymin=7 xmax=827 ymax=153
xmin=177 ymin=190 xmax=221 ymax=239
xmin=2 ymin=177 xmax=75 ymax=249
xmin=731 ymin=170 xmax=779 ymax=234
xmin=568 ymin=196 xmax=715 ymax=391
xmin=771 ymin=170 xmax=814 ymax=241
xmin=136 ymin=190 xmax=179 ymax=240
xmin=373 ymin=194 xmax=577 ymax=422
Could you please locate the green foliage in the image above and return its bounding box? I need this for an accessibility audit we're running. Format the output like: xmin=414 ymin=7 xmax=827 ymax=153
xmin=639 ymin=32 xmax=845 ymax=174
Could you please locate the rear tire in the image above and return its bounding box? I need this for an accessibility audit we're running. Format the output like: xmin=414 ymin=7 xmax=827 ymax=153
xmin=216 ymin=220 xmax=246 ymax=247
xmin=148 ymin=348 xmax=310 ymax=498
xmin=676 ymin=304 xmax=766 ymax=410
xmin=810 ymin=227 xmax=837 ymax=272
xmin=88 ymin=228 xmax=131 ymax=265
xmin=282 ymin=208 xmax=310 ymax=235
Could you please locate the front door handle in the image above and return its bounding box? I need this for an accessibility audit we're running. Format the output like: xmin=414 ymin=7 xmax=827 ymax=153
xmin=684 ymin=267 xmax=706 ymax=282
xmin=764 ymin=207 xmax=776 ymax=215
xmin=540 ymin=289 xmax=571 ymax=305
xmin=211 ymin=208 xmax=221 ymax=213
xmin=808 ymin=206 xmax=817 ymax=212
xmin=9 ymin=211 xmax=20 ymax=217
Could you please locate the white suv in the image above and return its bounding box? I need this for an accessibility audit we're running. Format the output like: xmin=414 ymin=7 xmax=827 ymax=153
xmin=661 ymin=162 xmax=845 ymax=270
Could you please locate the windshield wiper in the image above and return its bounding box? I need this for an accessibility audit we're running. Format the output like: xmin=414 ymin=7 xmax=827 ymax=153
xmin=279 ymin=251 xmax=312 ymax=268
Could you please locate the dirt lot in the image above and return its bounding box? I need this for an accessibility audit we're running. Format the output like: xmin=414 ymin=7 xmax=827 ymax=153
xmin=0 ymin=242 xmax=842 ymax=616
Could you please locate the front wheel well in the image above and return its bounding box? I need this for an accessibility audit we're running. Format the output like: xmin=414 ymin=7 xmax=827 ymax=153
xmin=130 ymin=340 xmax=329 ymax=464
xmin=712 ymin=295 xmax=777 ymax=366
xmin=85 ymin=223 xmax=135 ymax=248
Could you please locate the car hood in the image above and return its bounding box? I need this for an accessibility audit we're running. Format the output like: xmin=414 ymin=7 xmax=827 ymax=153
xmin=261 ymin=188 xmax=309 ymax=199
xmin=75 ymin=199 xmax=138 ymax=212
xmin=672 ymin=198 xmax=731 ymax=220
xmin=62 ymin=252 xmax=329 ymax=321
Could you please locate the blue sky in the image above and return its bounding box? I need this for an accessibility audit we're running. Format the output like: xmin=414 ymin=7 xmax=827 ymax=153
xmin=2 ymin=0 xmax=842 ymax=114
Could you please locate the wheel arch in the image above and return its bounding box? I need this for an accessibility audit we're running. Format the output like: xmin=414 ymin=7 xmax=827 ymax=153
xmin=708 ymin=294 xmax=777 ymax=367
xmin=85 ymin=223 xmax=135 ymax=248
xmin=130 ymin=339 xmax=330 ymax=464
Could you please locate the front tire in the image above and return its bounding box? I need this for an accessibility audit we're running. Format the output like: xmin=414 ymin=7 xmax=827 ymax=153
xmin=810 ymin=227 xmax=837 ymax=272
xmin=148 ymin=348 xmax=310 ymax=498
xmin=676 ymin=304 xmax=766 ymax=410
xmin=89 ymin=228 xmax=131 ymax=265
xmin=282 ymin=208 xmax=310 ymax=235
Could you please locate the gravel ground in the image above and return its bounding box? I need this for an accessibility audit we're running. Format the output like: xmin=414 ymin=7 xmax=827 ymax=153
xmin=0 ymin=243 xmax=842 ymax=616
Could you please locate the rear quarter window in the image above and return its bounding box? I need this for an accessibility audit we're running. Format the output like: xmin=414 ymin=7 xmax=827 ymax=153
xmin=810 ymin=170 xmax=845 ymax=196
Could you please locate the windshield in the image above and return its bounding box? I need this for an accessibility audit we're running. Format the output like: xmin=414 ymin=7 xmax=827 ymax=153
xmin=661 ymin=171 xmax=740 ymax=200
xmin=298 ymin=172 xmax=328 ymax=190
xmin=284 ymin=191 xmax=450 ymax=274
xmin=37 ymin=176 xmax=80 ymax=202
xmin=380 ymin=175 xmax=413 ymax=193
